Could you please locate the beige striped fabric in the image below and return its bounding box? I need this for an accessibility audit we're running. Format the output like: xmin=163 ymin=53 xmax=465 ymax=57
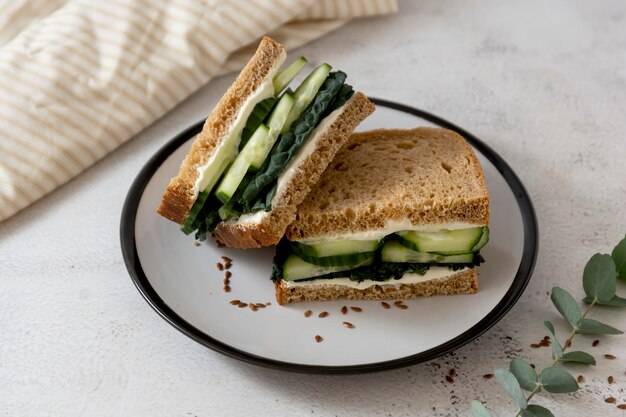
xmin=0 ymin=0 xmax=397 ymax=222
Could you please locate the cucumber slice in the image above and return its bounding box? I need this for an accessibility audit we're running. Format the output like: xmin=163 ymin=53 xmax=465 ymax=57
xmin=214 ymin=124 xmax=270 ymax=203
xmin=250 ymin=92 xmax=295 ymax=169
xmin=180 ymin=189 xmax=210 ymax=234
xmin=471 ymin=227 xmax=490 ymax=252
xmin=396 ymin=227 xmax=484 ymax=255
xmin=292 ymin=239 xmax=380 ymax=258
xmin=282 ymin=254 xmax=373 ymax=281
xmin=381 ymin=241 xmax=474 ymax=264
xmin=292 ymin=247 xmax=376 ymax=267
xmin=281 ymin=63 xmax=332 ymax=133
xmin=273 ymin=56 xmax=308 ymax=95
xmin=240 ymin=97 xmax=277 ymax=150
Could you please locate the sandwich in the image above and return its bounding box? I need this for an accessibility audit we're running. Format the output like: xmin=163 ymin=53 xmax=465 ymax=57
xmin=157 ymin=37 xmax=375 ymax=248
xmin=271 ymin=127 xmax=490 ymax=304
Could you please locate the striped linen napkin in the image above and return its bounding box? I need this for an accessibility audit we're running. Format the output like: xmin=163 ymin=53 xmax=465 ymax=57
xmin=0 ymin=0 xmax=397 ymax=222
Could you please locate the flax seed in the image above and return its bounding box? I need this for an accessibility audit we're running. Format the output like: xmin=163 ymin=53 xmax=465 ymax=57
xmin=193 ymin=241 xmax=201 ymax=247
xmin=577 ymin=375 xmax=584 ymax=383
xmin=397 ymin=304 xmax=408 ymax=310
xmin=255 ymin=303 xmax=266 ymax=308
xmin=530 ymin=364 xmax=536 ymax=369
xmin=223 ymin=285 xmax=231 ymax=293
xmin=394 ymin=300 xmax=403 ymax=306
xmin=445 ymin=375 xmax=454 ymax=383
xmin=221 ymin=256 xmax=232 ymax=263
xmin=381 ymin=302 xmax=391 ymax=309
xmin=605 ymin=354 xmax=617 ymax=360
xmin=237 ymin=303 xmax=248 ymax=308
xmin=249 ymin=304 xmax=258 ymax=311
xmin=225 ymin=271 xmax=232 ymax=279
xmin=350 ymin=306 xmax=363 ymax=313
xmin=230 ymin=299 xmax=240 ymax=305
xmin=224 ymin=261 xmax=232 ymax=270
xmin=565 ymin=339 xmax=572 ymax=348
xmin=605 ymin=397 xmax=616 ymax=403
xmin=216 ymin=262 xmax=224 ymax=271
xmin=319 ymin=311 xmax=329 ymax=318
xmin=592 ymin=339 xmax=600 ymax=347
xmin=343 ymin=321 xmax=354 ymax=329
xmin=341 ymin=306 xmax=348 ymax=314
xmin=304 ymin=310 xmax=312 ymax=318
xmin=483 ymin=374 xmax=494 ymax=380
xmin=315 ymin=335 xmax=323 ymax=343
xmin=266 ymin=302 xmax=271 ymax=306
xmin=608 ymin=376 xmax=614 ymax=384
xmin=618 ymin=404 xmax=626 ymax=410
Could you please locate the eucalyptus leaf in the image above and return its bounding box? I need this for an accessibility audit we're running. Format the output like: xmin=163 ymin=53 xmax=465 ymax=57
xmin=521 ymin=404 xmax=555 ymax=417
xmin=551 ymin=287 xmax=581 ymax=327
xmin=544 ymin=321 xmax=564 ymax=359
xmin=583 ymin=253 xmax=617 ymax=302
xmin=561 ymin=351 xmax=596 ymax=365
xmin=612 ymin=235 xmax=626 ymax=282
xmin=471 ymin=400 xmax=492 ymax=417
xmin=510 ymin=358 xmax=538 ymax=391
xmin=576 ymin=318 xmax=623 ymax=335
xmin=539 ymin=367 xmax=579 ymax=393
xmin=495 ymin=368 xmax=527 ymax=409
xmin=583 ymin=295 xmax=626 ymax=307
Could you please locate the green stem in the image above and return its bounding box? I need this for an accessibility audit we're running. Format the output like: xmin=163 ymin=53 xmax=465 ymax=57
xmin=514 ymin=298 xmax=597 ymax=416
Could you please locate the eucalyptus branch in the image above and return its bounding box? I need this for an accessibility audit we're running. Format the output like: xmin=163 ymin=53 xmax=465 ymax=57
xmin=472 ymin=235 xmax=626 ymax=417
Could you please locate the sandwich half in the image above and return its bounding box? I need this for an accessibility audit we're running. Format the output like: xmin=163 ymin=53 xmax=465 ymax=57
xmin=272 ymin=127 xmax=490 ymax=304
xmin=157 ymin=37 xmax=375 ymax=248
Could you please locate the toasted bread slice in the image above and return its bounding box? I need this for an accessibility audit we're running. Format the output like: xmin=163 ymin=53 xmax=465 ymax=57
xmin=286 ymin=127 xmax=490 ymax=241
xmin=157 ymin=37 xmax=286 ymax=224
xmin=214 ymin=91 xmax=375 ymax=248
xmin=275 ymin=268 xmax=478 ymax=305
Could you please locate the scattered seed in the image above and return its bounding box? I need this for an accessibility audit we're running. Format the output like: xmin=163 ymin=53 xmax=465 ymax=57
xmin=618 ymin=404 xmax=626 ymax=410
xmin=216 ymin=262 xmax=224 ymax=271
xmin=381 ymin=302 xmax=391 ymax=309
xmin=341 ymin=306 xmax=348 ymax=315
xmin=266 ymin=302 xmax=271 ymax=306
xmin=577 ymin=375 xmax=584 ymax=383
xmin=530 ymin=364 xmax=536 ymax=369
xmin=255 ymin=303 xmax=266 ymax=308
xmin=445 ymin=375 xmax=454 ymax=383
xmin=565 ymin=339 xmax=572 ymax=348
xmin=249 ymin=304 xmax=258 ymax=311
xmin=229 ymin=299 xmax=240 ymax=305
xmin=605 ymin=354 xmax=617 ymax=360
xmin=315 ymin=335 xmax=323 ymax=343
xmin=343 ymin=321 xmax=354 ymax=329
xmin=350 ymin=306 xmax=363 ymax=313
xmin=225 ymin=271 xmax=232 ymax=279
xmin=223 ymin=285 xmax=231 ymax=293
xmin=224 ymin=261 xmax=232 ymax=270
xmin=542 ymin=335 xmax=549 ymax=341
xmin=397 ymin=304 xmax=408 ymax=310
xmin=608 ymin=376 xmax=614 ymax=384
xmin=394 ymin=300 xmax=403 ymax=306
xmin=606 ymin=397 xmax=616 ymax=403
xmin=217 ymin=241 xmax=225 ymax=248
xmin=483 ymin=373 xmax=494 ymax=380
xmin=530 ymin=343 xmax=541 ymax=349
xmin=593 ymin=339 xmax=600 ymax=347
xmin=304 ymin=310 xmax=312 ymax=318
xmin=193 ymin=241 xmax=201 ymax=247
xmin=449 ymin=369 xmax=457 ymax=378
xmin=221 ymin=256 xmax=232 ymax=263
xmin=319 ymin=311 xmax=329 ymax=318
xmin=237 ymin=303 xmax=248 ymax=308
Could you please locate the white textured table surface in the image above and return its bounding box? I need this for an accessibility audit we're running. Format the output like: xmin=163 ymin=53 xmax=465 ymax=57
xmin=2 ymin=1 xmax=626 ymax=416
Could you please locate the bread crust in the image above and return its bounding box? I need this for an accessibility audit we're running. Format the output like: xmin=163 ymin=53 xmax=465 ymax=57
xmin=157 ymin=37 xmax=286 ymax=224
xmin=214 ymin=92 xmax=376 ymax=248
xmin=275 ymin=268 xmax=478 ymax=305
xmin=286 ymin=128 xmax=490 ymax=240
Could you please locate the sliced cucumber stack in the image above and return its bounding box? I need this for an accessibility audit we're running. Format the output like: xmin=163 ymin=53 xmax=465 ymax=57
xmin=292 ymin=238 xmax=380 ymax=258
xmin=396 ymin=227 xmax=486 ymax=255
xmin=273 ymin=56 xmax=308 ymax=95
xmin=292 ymin=247 xmax=376 ymax=267
xmin=240 ymin=97 xmax=277 ymax=149
xmin=381 ymin=241 xmax=474 ymax=264
xmin=282 ymin=254 xmax=373 ymax=281
xmin=281 ymin=63 xmax=332 ymax=133
xmin=214 ymin=92 xmax=295 ymax=203
xmin=180 ymin=189 xmax=211 ymax=234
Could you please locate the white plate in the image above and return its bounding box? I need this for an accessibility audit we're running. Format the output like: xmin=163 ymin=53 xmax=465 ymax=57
xmin=121 ymin=99 xmax=538 ymax=373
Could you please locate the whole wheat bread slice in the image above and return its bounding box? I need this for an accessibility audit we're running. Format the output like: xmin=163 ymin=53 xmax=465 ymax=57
xmin=157 ymin=37 xmax=286 ymax=224
xmin=214 ymin=92 xmax=375 ymax=248
xmin=286 ymin=127 xmax=490 ymax=241
xmin=275 ymin=268 xmax=478 ymax=305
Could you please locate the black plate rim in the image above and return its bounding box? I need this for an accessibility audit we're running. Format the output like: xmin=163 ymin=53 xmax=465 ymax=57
xmin=120 ymin=98 xmax=538 ymax=374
